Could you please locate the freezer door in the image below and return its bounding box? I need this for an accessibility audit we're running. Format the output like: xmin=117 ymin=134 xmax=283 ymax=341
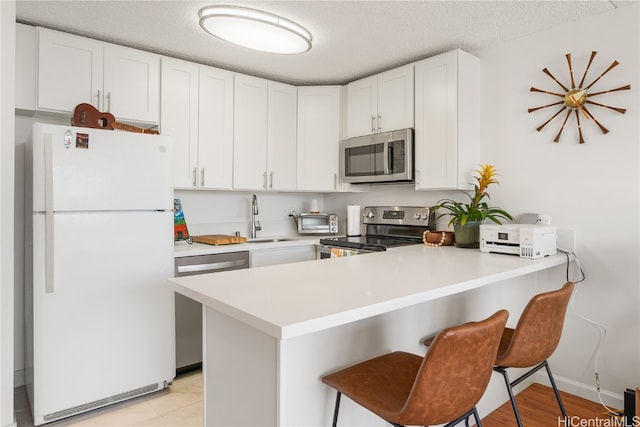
xmin=32 ymin=123 xmax=172 ymax=212
xmin=31 ymin=210 xmax=174 ymax=421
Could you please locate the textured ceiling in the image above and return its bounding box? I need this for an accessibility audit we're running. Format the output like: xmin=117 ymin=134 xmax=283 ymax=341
xmin=15 ymin=0 xmax=633 ymax=85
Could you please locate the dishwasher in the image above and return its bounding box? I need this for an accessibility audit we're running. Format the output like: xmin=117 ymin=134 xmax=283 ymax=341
xmin=174 ymin=251 xmax=249 ymax=375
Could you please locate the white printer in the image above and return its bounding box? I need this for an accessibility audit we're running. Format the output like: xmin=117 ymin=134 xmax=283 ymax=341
xmin=480 ymin=224 xmax=557 ymax=259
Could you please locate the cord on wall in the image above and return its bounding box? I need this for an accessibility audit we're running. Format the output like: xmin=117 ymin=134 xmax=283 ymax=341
xmin=558 ymin=248 xmax=617 ymax=415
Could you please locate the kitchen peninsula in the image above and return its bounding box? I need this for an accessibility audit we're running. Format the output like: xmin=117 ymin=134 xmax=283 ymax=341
xmin=168 ymin=245 xmax=566 ymax=426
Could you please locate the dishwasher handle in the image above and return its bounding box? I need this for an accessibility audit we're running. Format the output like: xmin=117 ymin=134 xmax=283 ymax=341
xmin=177 ymin=259 xmax=248 ymax=274
xmin=175 ymin=251 xmax=250 ymax=277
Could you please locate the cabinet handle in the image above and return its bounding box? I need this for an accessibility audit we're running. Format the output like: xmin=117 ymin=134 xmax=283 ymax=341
xmin=334 ymin=173 xmax=338 ymax=190
xmin=269 ymin=171 xmax=273 ymax=189
xmin=106 ymin=92 xmax=111 ymax=113
xmin=371 ymin=115 xmax=376 ymax=133
xmin=200 ymin=168 xmax=205 ymax=187
xmin=263 ymin=171 xmax=267 ymax=189
xmin=192 ymin=168 xmax=197 ymax=187
xmin=377 ymin=115 xmax=382 ymax=132
xmin=415 ymin=170 xmax=420 ymax=186
xmin=96 ymin=90 xmax=101 ymax=109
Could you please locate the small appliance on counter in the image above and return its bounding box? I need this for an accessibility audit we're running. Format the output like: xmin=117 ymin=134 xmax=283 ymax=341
xmin=480 ymin=224 xmax=557 ymax=259
xmin=297 ymin=213 xmax=338 ymax=235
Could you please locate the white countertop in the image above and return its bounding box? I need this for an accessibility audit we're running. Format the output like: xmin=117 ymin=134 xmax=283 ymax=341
xmin=168 ymin=245 xmax=566 ymax=340
xmin=174 ymin=235 xmax=320 ymax=258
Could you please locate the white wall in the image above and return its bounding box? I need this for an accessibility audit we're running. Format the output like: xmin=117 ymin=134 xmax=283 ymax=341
xmin=327 ymin=3 xmax=640 ymax=408
xmin=479 ymin=4 xmax=639 ymax=406
xmin=1 ymin=2 xmax=16 ymax=426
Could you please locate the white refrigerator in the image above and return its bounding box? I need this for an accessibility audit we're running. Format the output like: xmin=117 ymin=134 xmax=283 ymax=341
xmin=25 ymin=123 xmax=175 ymax=425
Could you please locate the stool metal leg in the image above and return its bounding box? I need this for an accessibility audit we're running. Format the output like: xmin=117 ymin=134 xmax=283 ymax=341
xmin=473 ymin=406 xmax=483 ymax=427
xmin=545 ymin=361 xmax=568 ymax=422
xmin=494 ymin=367 xmax=524 ymax=427
xmin=331 ymin=392 xmax=341 ymax=427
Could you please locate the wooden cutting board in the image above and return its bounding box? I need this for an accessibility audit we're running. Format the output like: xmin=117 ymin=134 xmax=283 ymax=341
xmin=192 ymin=234 xmax=247 ymax=245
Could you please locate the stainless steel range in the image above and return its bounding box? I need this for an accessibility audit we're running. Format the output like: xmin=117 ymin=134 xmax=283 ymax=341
xmin=318 ymin=206 xmax=435 ymax=258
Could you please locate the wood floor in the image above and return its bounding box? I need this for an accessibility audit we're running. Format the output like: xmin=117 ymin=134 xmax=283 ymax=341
xmin=15 ymin=375 xmax=616 ymax=427
xmin=481 ymin=383 xmax=617 ymax=427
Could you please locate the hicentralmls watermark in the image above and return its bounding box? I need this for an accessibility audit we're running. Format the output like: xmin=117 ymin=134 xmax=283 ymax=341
xmin=558 ymin=416 xmax=640 ymax=426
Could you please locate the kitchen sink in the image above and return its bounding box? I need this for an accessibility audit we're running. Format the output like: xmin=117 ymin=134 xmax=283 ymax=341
xmin=247 ymin=238 xmax=298 ymax=243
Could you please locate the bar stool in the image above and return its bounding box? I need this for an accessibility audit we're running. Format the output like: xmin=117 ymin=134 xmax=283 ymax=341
xmin=493 ymin=282 xmax=575 ymax=427
xmin=321 ymin=309 xmax=508 ymax=427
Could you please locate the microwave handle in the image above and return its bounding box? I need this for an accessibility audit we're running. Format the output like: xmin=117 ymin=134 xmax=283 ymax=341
xmin=383 ymin=141 xmax=391 ymax=174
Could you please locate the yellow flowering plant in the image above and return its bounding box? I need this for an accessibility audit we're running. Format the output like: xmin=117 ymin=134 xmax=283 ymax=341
xmin=432 ymin=164 xmax=513 ymax=226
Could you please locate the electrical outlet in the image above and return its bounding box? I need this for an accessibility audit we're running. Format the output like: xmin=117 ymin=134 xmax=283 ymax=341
xmin=537 ymin=215 xmax=551 ymax=226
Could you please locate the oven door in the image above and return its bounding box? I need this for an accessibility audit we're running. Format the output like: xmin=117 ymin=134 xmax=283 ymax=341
xmin=342 ymin=128 xmax=414 ymax=183
xmin=317 ymin=245 xmax=374 ymax=259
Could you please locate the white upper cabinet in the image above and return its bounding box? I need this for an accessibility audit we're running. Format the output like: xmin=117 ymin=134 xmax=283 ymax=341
xmin=15 ymin=23 xmax=36 ymax=112
xmin=161 ymin=57 xmax=233 ymax=189
xmin=198 ymin=66 xmax=234 ymax=189
xmin=233 ymin=75 xmax=269 ymax=190
xmin=233 ymin=75 xmax=297 ymax=191
xmin=346 ymin=64 xmax=414 ymax=138
xmin=267 ymin=82 xmax=298 ymax=191
xmin=297 ymin=86 xmax=341 ymax=192
xmin=414 ymin=49 xmax=480 ymax=190
xmin=37 ymin=28 xmax=159 ymax=124
xmin=102 ymin=44 xmax=160 ymax=124
xmin=37 ymin=28 xmax=103 ymax=115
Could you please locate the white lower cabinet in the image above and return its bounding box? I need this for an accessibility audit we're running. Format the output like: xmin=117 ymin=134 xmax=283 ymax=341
xmin=161 ymin=57 xmax=233 ymax=189
xmin=249 ymin=245 xmax=317 ymax=268
xmin=297 ymin=86 xmax=342 ymax=191
xmin=414 ymin=49 xmax=480 ymax=190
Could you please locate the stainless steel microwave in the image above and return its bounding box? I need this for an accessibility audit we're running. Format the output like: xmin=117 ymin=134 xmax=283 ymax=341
xmin=342 ymin=128 xmax=414 ymax=184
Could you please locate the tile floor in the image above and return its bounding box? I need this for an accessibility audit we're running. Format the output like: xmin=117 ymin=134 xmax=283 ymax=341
xmin=14 ymin=370 xmax=203 ymax=427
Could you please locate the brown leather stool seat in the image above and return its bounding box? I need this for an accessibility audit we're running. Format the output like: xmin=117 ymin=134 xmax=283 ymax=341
xmin=322 ymin=309 xmax=509 ymax=427
xmin=493 ymin=282 xmax=575 ymax=427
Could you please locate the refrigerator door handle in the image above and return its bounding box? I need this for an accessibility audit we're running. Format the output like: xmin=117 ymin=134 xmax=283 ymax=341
xmin=44 ymin=134 xmax=55 ymax=293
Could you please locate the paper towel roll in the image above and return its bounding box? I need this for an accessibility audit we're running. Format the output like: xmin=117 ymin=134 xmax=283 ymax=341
xmin=310 ymin=199 xmax=319 ymax=213
xmin=347 ymin=205 xmax=361 ymax=236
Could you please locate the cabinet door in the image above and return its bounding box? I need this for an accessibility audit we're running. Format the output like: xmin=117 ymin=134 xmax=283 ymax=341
xmin=103 ymin=43 xmax=160 ymax=124
xmin=297 ymin=87 xmax=341 ymax=191
xmin=267 ymin=82 xmax=297 ymax=191
xmin=16 ymin=23 xmax=36 ymax=112
xmin=249 ymin=245 xmax=316 ymax=268
xmin=37 ymin=28 xmax=103 ymax=113
xmin=377 ymin=64 xmax=414 ymax=133
xmin=414 ymin=50 xmax=479 ymax=190
xmin=160 ymin=57 xmax=199 ymax=188
xmin=233 ymin=75 xmax=268 ymax=190
xmin=346 ymin=75 xmax=377 ymax=138
xmin=198 ymin=66 xmax=234 ymax=189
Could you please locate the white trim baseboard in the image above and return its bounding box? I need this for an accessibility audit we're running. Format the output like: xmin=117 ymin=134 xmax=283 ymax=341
xmin=536 ymin=371 xmax=624 ymax=410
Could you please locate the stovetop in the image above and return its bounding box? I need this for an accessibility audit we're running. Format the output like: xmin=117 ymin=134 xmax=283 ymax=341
xmin=318 ymin=235 xmax=422 ymax=252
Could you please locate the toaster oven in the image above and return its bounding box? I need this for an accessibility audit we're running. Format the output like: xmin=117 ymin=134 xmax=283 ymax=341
xmin=297 ymin=213 xmax=338 ymax=235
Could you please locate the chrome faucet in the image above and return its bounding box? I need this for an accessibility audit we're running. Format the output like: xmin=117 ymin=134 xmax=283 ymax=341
xmin=250 ymin=194 xmax=262 ymax=238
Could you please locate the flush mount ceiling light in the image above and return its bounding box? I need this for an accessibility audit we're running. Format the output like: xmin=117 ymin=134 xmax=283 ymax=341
xmin=198 ymin=5 xmax=312 ymax=54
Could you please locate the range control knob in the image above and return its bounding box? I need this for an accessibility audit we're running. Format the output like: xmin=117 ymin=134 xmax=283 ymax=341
xmin=421 ymin=213 xmax=429 ymax=220
xmin=364 ymin=211 xmax=375 ymax=218
xmin=413 ymin=212 xmax=421 ymax=220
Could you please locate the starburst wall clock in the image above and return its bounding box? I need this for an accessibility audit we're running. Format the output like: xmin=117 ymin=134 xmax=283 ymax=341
xmin=528 ymin=51 xmax=630 ymax=144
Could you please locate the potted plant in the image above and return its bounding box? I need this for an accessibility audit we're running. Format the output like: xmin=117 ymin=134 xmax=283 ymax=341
xmin=432 ymin=164 xmax=513 ymax=248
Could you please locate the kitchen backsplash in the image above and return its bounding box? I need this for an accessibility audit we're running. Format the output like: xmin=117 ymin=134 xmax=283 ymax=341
xmin=174 ymin=190 xmax=325 ymax=238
